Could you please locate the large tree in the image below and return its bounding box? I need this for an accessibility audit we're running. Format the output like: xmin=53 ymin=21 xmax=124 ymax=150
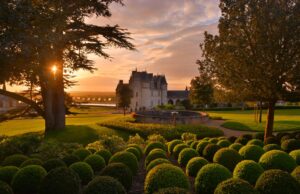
xmin=198 ymin=0 xmax=300 ymax=139
xmin=116 ymin=84 xmax=133 ymax=115
xmin=0 ymin=0 xmax=134 ymax=131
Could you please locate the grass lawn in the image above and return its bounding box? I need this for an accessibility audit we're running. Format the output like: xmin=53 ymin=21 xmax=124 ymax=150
xmin=207 ymin=109 xmax=300 ymax=132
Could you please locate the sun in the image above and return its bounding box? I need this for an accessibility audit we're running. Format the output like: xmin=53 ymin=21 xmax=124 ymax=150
xmin=51 ymin=65 xmax=57 ymax=75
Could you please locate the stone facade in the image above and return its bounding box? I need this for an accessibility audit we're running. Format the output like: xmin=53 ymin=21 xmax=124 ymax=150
xmin=0 ymin=95 xmax=19 ymax=113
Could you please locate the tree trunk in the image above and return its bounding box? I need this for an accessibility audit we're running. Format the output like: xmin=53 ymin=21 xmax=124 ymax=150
xmin=264 ymin=101 xmax=276 ymax=141
xmin=42 ymin=85 xmax=55 ymax=133
xmin=53 ymin=62 xmax=65 ymax=130
xmin=259 ymin=101 xmax=263 ymax=123
xmin=123 ymin=107 xmax=126 ymax=116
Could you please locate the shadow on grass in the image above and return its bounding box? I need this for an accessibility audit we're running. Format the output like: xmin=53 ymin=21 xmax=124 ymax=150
xmin=221 ymin=121 xmax=261 ymax=132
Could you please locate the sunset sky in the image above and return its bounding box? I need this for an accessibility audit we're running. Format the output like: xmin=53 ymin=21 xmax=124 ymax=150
xmin=68 ymin=0 xmax=220 ymax=92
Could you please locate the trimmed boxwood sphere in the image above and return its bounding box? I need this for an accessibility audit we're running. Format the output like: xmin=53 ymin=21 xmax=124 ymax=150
xmin=168 ymin=140 xmax=183 ymax=154
xmin=62 ymin=154 xmax=80 ymax=166
xmin=233 ymin=160 xmax=264 ymax=185
xmin=228 ymin=136 xmax=237 ymax=143
xmin=127 ymin=144 xmax=143 ymax=157
xmin=281 ymin=139 xmax=300 ymax=152
xmin=186 ymin=157 xmax=208 ymax=177
xmin=247 ymin=139 xmax=264 ymax=147
xmin=0 ymin=166 xmax=19 ymax=184
xmin=178 ymin=148 xmax=198 ymax=167
xmin=196 ymin=141 xmax=209 ymax=155
xmin=20 ymin=158 xmax=43 ymax=167
xmin=252 ymin=132 xmax=264 ymax=141
xmin=265 ymin=136 xmax=279 ymax=144
xmin=43 ymin=158 xmax=66 ymax=172
xmin=259 ymin=150 xmax=297 ymax=172
xmin=208 ymin=138 xmax=218 ymax=144
xmin=146 ymin=158 xmax=171 ymax=173
xmin=255 ymin=169 xmax=300 ymax=194
xmin=291 ymin=166 xmax=300 ymax=183
xmin=290 ymin=149 xmax=300 ymax=165
xmin=229 ymin=143 xmax=243 ymax=151
xmin=194 ymin=163 xmax=232 ymax=194
xmin=190 ymin=141 xmax=199 ymax=149
xmin=217 ymin=140 xmax=231 ymax=148
xmin=144 ymin=163 xmax=190 ymax=194
xmin=280 ymin=134 xmax=292 ymax=144
xmin=40 ymin=167 xmax=80 ymax=194
xmin=95 ymin=149 xmax=112 ymax=164
xmin=239 ymin=145 xmax=265 ymax=162
xmin=11 ymin=165 xmax=47 ymax=194
xmin=0 ymin=180 xmax=13 ymax=194
xmin=145 ymin=149 xmax=167 ymax=167
xmin=213 ymin=148 xmax=242 ymax=171
xmin=235 ymin=137 xmax=248 ymax=145
xmin=145 ymin=142 xmax=167 ymax=156
xmin=84 ymin=176 xmax=126 ymax=194
xmin=2 ymin=154 xmax=29 ymax=167
xmin=69 ymin=162 xmax=94 ymax=185
xmin=100 ymin=162 xmax=133 ymax=190
xmin=263 ymin=144 xmax=281 ymax=152
xmin=109 ymin=151 xmax=139 ymax=175
xmin=126 ymin=147 xmax=141 ymax=160
xmin=72 ymin=148 xmax=91 ymax=161
xmin=84 ymin=154 xmax=106 ymax=172
xmin=153 ymin=187 xmax=191 ymax=194
xmin=173 ymin=144 xmax=189 ymax=159
xmin=186 ymin=140 xmax=194 ymax=146
xmin=202 ymin=144 xmax=221 ymax=162
xmin=214 ymin=178 xmax=258 ymax=194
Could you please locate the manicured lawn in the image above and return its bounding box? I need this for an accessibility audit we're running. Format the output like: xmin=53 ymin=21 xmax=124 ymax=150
xmin=207 ymin=109 xmax=300 ymax=132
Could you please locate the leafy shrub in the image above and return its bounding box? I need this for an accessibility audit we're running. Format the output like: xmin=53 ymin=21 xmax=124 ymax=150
xmin=289 ymin=149 xmax=300 ymax=165
xmin=145 ymin=142 xmax=167 ymax=156
xmin=72 ymin=148 xmax=91 ymax=161
xmin=99 ymin=135 xmax=127 ymax=154
xmin=227 ymin=136 xmax=237 ymax=143
xmin=100 ymin=163 xmax=133 ymax=191
xmin=217 ymin=140 xmax=231 ymax=147
xmin=190 ymin=141 xmax=199 ymax=149
xmin=247 ymin=139 xmax=264 ymax=147
xmin=265 ymin=136 xmax=279 ymax=144
xmin=194 ymin=163 xmax=232 ymax=194
xmin=255 ymin=169 xmax=300 ymax=194
xmin=147 ymin=134 xmax=166 ymax=144
xmin=153 ymin=187 xmax=191 ymax=194
xmin=229 ymin=143 xmax=243 ymax=151
xmin=126 ymin=147 xmax=141 ymax=160
xmin=239 ymin=145 xmax=265 ymax=162
xmin=95 ymin=149 xmax=112 ymax=164
xmin=196 ymin=141 xmax=209 ymax=155
xmin=84 ymin=154 xmax=106 ymax=172
xmin=214 ymin=178 xmax=257 ymax=194
xmin=185 ymin=157 xmax=208 ymax=177
xmin=2 ymin=154 xmax=29 ymax=167
xmin=40 ymin=167 xmax=80 ymax=194
xmin=178 ymin=148 xmax=198 ymax=167
xmin=235 ymin=137 xmax=248 ymax=145
xmin=146 ymin=158 xmax=171 ymax=173
xmin=0 ymin=180 xmax=13 ymax=194
xmin=252 ymin=132 xmax=264 ymax=141
xmin=181 ymin=133 xmax=197 ymax=141
xmin=185 ymin=140 xmax=194 ymax=146
xmin=127 ymin=134 xmax=145 ymax=146
xmin=202 ymin=144 xmax=221 ymax=162
xmin=11 ymin=165 xmax=47 ymax=194
xmin=62 ymin=154 xmax=80 ymax=166
xmin=145 ymin=149 xmax=167 ymax=167
xmin=168 ymin=140 xmax=183 ymax=154
xmin=84 ymin=176 xmax=126 ymax=194
xmin=0 ymin=166 xmax=19 ymax=184
xmin=69 ymin=162 xmax=94 ymax=185
xmin=127 ymin=144 xmax=143 ymax=157
xmin=109 ymin=151 xmax=139 ymax=175
xmin=20 ymin=158 xmax=43 ymax=167
xmin=241 ymin=134 xmax=253 ymax=140
xmin=173 ymin=144 xmax=189 ymax=159
xmin=263 ymin=144 xmax=281 ymax=152
xmin=213 ymin=148 xmax=242 ymax=171
xmin=280 ymin=134 xmax=292 ymax=144
xmin=233 ymin=160 xmax=264 ymax=185
xmin=259 ymin=150 xmax=297 ymax=172
xmin=208 ymin=138 xmax=218 ymax=144
xmin=291 ymin=166 xmax=300 ymax=184
xmin=281 ymin=139 xmax=300 ymax=152
xmin=43 ymin=158 xmax=66 ymax=172
xmin=144 ymin=164 xmax=190 ymax=194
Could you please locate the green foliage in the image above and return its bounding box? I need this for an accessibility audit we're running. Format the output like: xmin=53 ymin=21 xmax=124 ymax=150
xmin=208 ymin=138 xmax=218 ymax=144
xmin=247 ymin=139 xmax=264 ymax=147
xmin=40 ymin=167 xmax=80 ymax=194
xmin=233 ymin=160 xmax=264 ymax=185
xmin=69 ymin=162 xmax=94 ymax=185
xmin=239 ymin=145 xmax=265 ymax=162
xmin=291 ymin=166 xmax=300 ymax=184
xmin=145 ymin=149 xmax=167 ymax=167
xmin=84 ymin=154 xmax=106 ymax=172
xmin=109 ymin=151 xmax=139 ymax=175
xmin=173 ymin=144 xmax=189 ymax=159
xmin=72 ymin=149 xmax=92 ymax=161
xmin=185 ymin=157 xmax=208 ymax=177
xmin=213 ymin=148 xmax=242 ymax=171
xmin=190 ymin=141 xmax=199 ymax=149
xmin=144 ymin=164 xmax=190 ymax=194
xmin=181 ymin=133 xmax=197 ymax=141
xmin=145 ymin=142 xmax=167 ymax=156
xmin=259 ymin=150 xmax=297 ymax=172
xmin=127 ymin=144 xmax=143 ymax=157
xmin=153 ymin=187 xmax=191 ymax=194
xmin=196 ymin=141 xmax=209 ymax=155
xmin=146 ymin=159 xmax=171 ymax=173
xmin=11 ymin=165 xmax=47 ymax=194
xmin=202 ymin=144 xmax=221 ymax=162
xmin=100 ymin=163 xmax=133 ymax=191
xmin=116 ymin=83 xmax=133 ymax=111
xmin=281 ymin=139 xmax=300 ymax=152
xmin=217 ymin=139 xmax=231 ymax=147
xmin=0 ymin=180 xmax=13 ymax=194
xmin=229 ymin=143 xmax=243 ymax=151
xmin=95 ymin=149 xmax=112 ymax=165
xmin=189 ymin=76 xmax=214 ymax=106
xmin=147 ymin=134 xmax=167 ymax=144
xmin=194 ymin=163 xmax=232 ymax=194
xmin=263 ymin=144 xmax=281 ymax=152
xmin=235 ymin=137 xmax=249 ymax=145
xmin=20 ymin=158 xmax=43 ymax=167
xmin=178 ymin=148 xmax=198 ymax=167
xmin=2 ymin=154 xmax=29 ymax=167
xmin=0 ymin=166 xmax=19 ymax=184
xmin=127 ymin=134 xmax=145 ymax=146
xmin=265 ymin=137 xmax=279 ymax=145
xmin=289 ymin=149 xmax=300 ymax=165
xmin=62 ymin=154 xmax=80 ymax=166
xmin=214 ymin=178 xmax=258 ymax=194
xmin=252 ymin=133 xmax=264 ymax=141
xmin=84 ymin=176 xmax=126 ymax=194
xmin=255 ymin=169 xmax=300 ymax=194
xmin=98 ymin=135 xmax=127 ymax=154
xmin=168 ymin=140 xmax=183 ymax=154
xmin=43 ymin=159 xmax=66 ymax=172
xmin=126 ymin=147 xmax=141 ymax=160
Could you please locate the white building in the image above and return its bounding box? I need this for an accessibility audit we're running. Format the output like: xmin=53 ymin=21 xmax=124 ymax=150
xmin=0 ymin=95 xmax=19 ymax=113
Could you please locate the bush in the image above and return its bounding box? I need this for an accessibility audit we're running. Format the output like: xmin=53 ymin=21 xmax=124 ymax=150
xmin=40 ymin=167 xmax=80 ymax=194
xmin=241 ymin=134 xmax=253 ymax=140
xmin=289 ymin=149 xmax=300 ymax=165
xmin=213 ymin=148 xmax=242 ymax=171
xmin=229 ymin=143 xmax=243 ymax=151
xmin=69 ymin=162 xmax=94 ymax=185
xmin=20 ymin=158 xmax=43 ymax=167
xmin=62 ymin=154 xmax=80 ymax=166
xmin=190 ymin=141 xmax=199 ymax=149
xmin=181 ymin=133 xmax=197 ymax=141
xmin=145 ymin=149 xmax=167 ymax=167
xmin=263 ymin=144 xmax=281 ymax=152
xmin=235 ymin=137 xmax=248 ymax=145
xmin=208 ymin=138 xmax=218 ymax=144
xmin=214 ymin=178 xmax=258 ymax=194
xmin=196 ymin=141 xmax=209 ymax=155
xmin=144 ymin=164 xmax=190 ymax=194
xmin=95 ymin=149 xmax=112 ymax=164
xmin=247 ymin=139 xmax=264 ymax=147
xmin=146 ymin=159 xmax=171 ymax=173
xmin=126 ymin=147 xmax=141 ymax=160
xmin=100 ymin=163 xmax=133 ymax=191
xmin=265 ymin=136 xmax=278 ymax=144
xmin=153 ymin=187 xmax=191 ymax=194
xmin=178 ymin=148 xmax=198 ymax=167
xmin=84 ymin=176 xmax=126 ymax=194
xmin=145 ymin=142 xmax=167 ymax=156
xmin=127 ymin=134 xmax=145 ymax=146
xmin=0 ymin=180 xmax=13 ymax=194
xmin=291 ymin=166 xmax=300 ymax=184
xmin=233 ymin=160 xmax=264 ymax=185
xmin=194 ymin=163 xmax=232 ymax=194
xmin=72 ymin=148 xmax=91 ymax=161
xmin=11 ymin=165 xmax=47 ymax=194
xmin=147 ymin=134 xmax=166 ymax=144
xmin=127 ymin=144 xmax=143 ymax=157
xmin=43 ymin=158 xmax=66 ymax=172
xmin=255 ymin=169 xmax=300 ymax=194
xmin=280 ymin=134 xmax=292 ymax=144
xmin=99 ymin=135 xmax=127 ymax=154
xmin=259 ymin=150 xmax=297 ymax=172
xmin=185 ymin=157 xmax=208 ymax=177
xmin=252 ymin=132 xmax=264 ymax=140
xmin=173 ymin=144 xmax=189 ymax=159
xmin=0 ymin=166 xmax=19 ymax=184
xmin=185 ymin=140 xmax=194 ymax=146
xmin=239 ymin=145 xmax=265 ymax=162
xmin=2 ymin=154 xmax=29 ymax=167
xmin=109 ymin=151 xmax=139 ymax=175
xmin=281 ymin=139 xmax=300 ymax=152
xmin=217 ymin=140 xmax=231 ymax=148
xmin=227 ymin=136 xmax=237 ymax=143
xmin=168 ymin=140 xmax=183 ymax=154
xmin=202 ymin=144 xmax=221 ymax=162
xmin=84 ymin=154 xmax=106 ymax=172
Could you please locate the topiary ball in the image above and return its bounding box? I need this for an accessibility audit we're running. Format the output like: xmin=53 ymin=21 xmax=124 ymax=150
xmin=145 ymin=142 xmax=167 ymax=156
xmin=43 ymin=158 xmax=66 ymax=172
xmin=20 ymin=158 xmax=43 ymax=167
xmin=2 ymin=154 xmax=29 ymax=167
xmin=208 ymin=138 xmax=218 ymax=144
xmin=95 ymin=149 xmax=112 ymax=164
xmin=239 ymin=145 xmax=265 ymax=162
xmin=0 ymin=180 xmax=13 ymax=194
xmin=0 ymin=166 xmax=19 ymax=184
xmin=217 ymin=140 xmax=231 ymax=148
xmin=263 ymin=144 xmax=281 ymax=152
xmin=247 ymin=139 xmax=264 ymax=147
xmin=214 ymin=178 xmax=258 ymax=194
xmin=72 ymin=148 xmax=91 ymax=161
xmin=185 ymin=157 xmax=208 ymax=177
xmin=233 ymin=160 xmax=264 ymax=185
xmin=127 ymin=144 xmax=143 ymax=157
xmin=153 ymin=187 xmax=191 ymax=194
xmin=11 ymin=165 xmax=47 ymax=194
xmin=40 ymin=167 xmax=80 ymax=194
xmin=289 ymin=149 xmax=300 ymax=165
xmin=100 ymin=162 xmax=133 ymax=191
xmin=145 ymin=149 xmax=167 ymax=167
xmin=265 ymin=136 xmax=279 ymax=144
xmin=229 ymin=143 xmax=243 ymax=151
xmin=84 ymin=154 xmax=106 ymax=172
xmin=227 ymin=136 xmax=237 ymax=143
xmin=291 ymin=166 xmax=300 ymax=184
xmin=202 ymin=144 xmax=221 ymax=162
xmin=213 ymin=148 xmax=242 ymax=171
xmin=84 ymin=176 xmax=126 ymax=194
xmin=194 ymin=163 xmax=232 ymax=194
xmin=178 ymin=148 xmax=198 ymax=167
xmin=235 ymin=137 xmax=248 ymax=145
xmin=196 ymin=141 xmax=209 ymax=155
xmin=146 ymin=158 xmax=171 ymax=173
xmin=168 ymin=140 xmax=183 ymax=154
xmin=259 ymin=150 xmax=297 ymax=172
xmin=252 ymin=132 xmax=264 ymax=141
xmin=185 ymin=140 xmax=194 ymax=146
xmin=280 ymin=134 xmax=292 ymax=144
xmin=69 ymin=162 xmax=94 ymax=185
xmin=109 ymin=151 xmax=139 ymax=175
xmin=126 ymin=147 xmax=141 ymax=160
xmin=190 ymin=141 xmax=199 ymax=149
xmin=173 ymin=144 xmax=189 ymax=159
xmin=144 ymin=164 xmax=190 ymax=194
xmin=281 ymin=139 xmax=300 ymax=152
xmin=255 ymin=169 xmax=300 ymax=194
xmin=62 ymin=154 xmax=80 ymax=166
